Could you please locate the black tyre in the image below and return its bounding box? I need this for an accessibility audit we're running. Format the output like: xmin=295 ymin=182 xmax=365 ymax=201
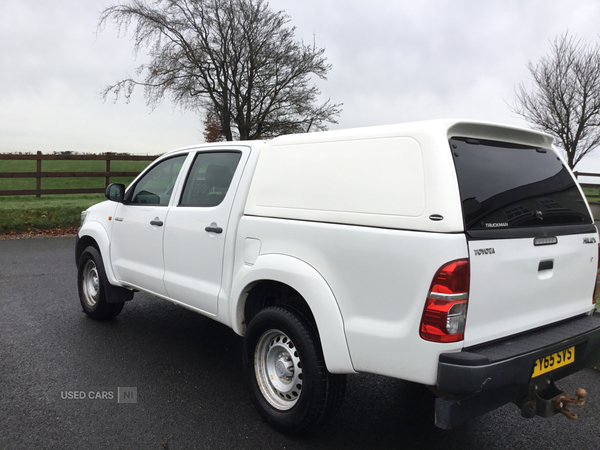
xmin=77 ymin=246 xmax=125 ymax=320
xmin=243 ymin=306 xmax=346 ymax=434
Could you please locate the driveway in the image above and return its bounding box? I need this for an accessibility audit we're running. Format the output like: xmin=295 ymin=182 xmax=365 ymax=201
xmin=1 ymin=237 xmax=599 ymax=449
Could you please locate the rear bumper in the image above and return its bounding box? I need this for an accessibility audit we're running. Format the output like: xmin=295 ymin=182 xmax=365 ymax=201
xmin=435 ymin=313 xmax=600 ymax=429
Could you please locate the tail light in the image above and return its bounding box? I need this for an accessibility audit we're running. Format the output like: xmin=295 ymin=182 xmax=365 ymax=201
xmin=420 ymin=259 xmax=470 ymax=343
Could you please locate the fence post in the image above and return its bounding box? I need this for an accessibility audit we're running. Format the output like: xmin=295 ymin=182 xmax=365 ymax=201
xmin=36 ymin=151 xmax=42 ymax=199
xmin=105 ymin=153 xmax=111 ymax=188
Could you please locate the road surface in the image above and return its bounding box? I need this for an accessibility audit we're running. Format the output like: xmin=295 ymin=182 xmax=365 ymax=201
xmin=1 ymin=237 xmax=599 ymax=449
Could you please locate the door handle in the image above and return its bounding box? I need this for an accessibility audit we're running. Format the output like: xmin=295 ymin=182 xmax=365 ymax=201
xmin=150 ymin=218 xmax=164 ymax=227
xmin=205 ymin=224 xmax=223 ymax=234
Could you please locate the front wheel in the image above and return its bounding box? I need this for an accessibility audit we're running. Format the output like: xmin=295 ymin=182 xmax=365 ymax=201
xmin=243 ymin=306 xmax=346 ymax=434
xmin=77 ymin=246 xmax=124 ymax=320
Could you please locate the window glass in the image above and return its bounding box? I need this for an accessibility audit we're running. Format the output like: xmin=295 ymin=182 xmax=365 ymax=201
xmin=129 ymin=155 xmax=187 ymax=206
xmin=450 ymin=137 xmax=591 ymax=230
xmin=180 ymin=152 xmax=242 ymax=206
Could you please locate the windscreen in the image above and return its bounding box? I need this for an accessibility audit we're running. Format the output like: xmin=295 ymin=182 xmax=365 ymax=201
xmin=450 ymin=137 xmax=592 ymax=231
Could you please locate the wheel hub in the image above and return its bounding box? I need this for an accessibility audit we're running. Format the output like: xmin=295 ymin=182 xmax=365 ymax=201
xmin=275 ymin=355 xmax=294 ymax=379
xmin=82 ymin=260 xmax=100 ymax=307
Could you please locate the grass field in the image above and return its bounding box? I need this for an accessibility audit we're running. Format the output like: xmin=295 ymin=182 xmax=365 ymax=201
xmin=0 ymin=194 xmax=106 ymax=232
xmin=0 ymin=158 xmax=152 ymax=232
xmin=582 ymin=186 xmax=600 ymax=198
xmin=0 ymin=159 xmax=151 ymax=191
xmin=1 ymin=161 xmax=599 ymax=232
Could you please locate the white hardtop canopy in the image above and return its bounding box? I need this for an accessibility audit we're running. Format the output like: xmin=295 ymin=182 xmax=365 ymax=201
xmin=244 ymin=119 xmax=556 ymax=233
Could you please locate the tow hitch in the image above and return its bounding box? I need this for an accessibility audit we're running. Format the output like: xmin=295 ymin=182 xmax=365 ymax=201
xmin=517 ymin=378 xmax=587 ymax=420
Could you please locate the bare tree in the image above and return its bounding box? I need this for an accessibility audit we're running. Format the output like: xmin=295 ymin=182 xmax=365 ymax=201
xmin=511 ymin=32 xmax=600 ymax=169
xmin=98 ymin=0 xmax=341 ymax=141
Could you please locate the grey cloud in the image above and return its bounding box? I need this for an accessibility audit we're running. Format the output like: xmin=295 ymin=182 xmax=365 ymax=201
xmin=1 ymin=0 xmax=600 ymax=156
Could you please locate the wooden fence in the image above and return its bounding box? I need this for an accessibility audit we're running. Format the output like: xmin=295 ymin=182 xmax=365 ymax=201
xmin=574 ymin=171 xmax=600 ymax=181
xmin=1 ymin=154 xmax=598 ymax=199
xmin=0 ymin=151 xmax=158 ymax=198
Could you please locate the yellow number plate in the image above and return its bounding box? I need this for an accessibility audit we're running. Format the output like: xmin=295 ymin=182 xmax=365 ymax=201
xmin=532 ymin=346 xmax=575 ymax=378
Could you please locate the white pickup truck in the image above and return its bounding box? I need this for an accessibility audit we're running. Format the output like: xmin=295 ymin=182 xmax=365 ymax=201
xmin=76 ymin=120 xmax=600 ymax=433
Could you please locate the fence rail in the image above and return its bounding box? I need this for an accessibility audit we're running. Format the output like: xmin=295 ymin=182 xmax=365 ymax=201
xmin=2 ymin=155 xmax=599 ymax=199
xmin=0 ymin=151 xmax=158 ymax=197
xmin=574 ymin=172 xmax=600 ymax=179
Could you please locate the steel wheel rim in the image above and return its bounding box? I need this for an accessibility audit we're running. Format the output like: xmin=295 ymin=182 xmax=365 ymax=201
xmin=254 ymin=329 xmax=303 ymax=410
xmin=82 ymin=260 xmax=100 ymax=307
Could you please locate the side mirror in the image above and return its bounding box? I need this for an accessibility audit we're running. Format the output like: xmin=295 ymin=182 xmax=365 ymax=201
xmin=105 ymin=183 xmax=125 ymax=203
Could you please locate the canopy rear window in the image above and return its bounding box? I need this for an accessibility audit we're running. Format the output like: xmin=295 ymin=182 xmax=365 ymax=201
xmin=450 ymin=137 xmax=592 ymax=231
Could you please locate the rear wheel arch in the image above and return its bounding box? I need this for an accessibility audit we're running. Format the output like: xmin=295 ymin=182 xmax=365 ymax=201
xmin=243 ymin=281 xmax=317 ymax=331
xmin=231 ymin=255 xmax=355 ymax=374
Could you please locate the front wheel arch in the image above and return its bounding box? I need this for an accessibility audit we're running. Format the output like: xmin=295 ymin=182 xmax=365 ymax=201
xmin=77 ymin=246 xmax=125 ymax=320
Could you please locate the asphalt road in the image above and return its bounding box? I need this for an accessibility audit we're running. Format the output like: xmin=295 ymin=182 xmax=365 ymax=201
xmin=1 ymin=237 xmax=600 ymax=450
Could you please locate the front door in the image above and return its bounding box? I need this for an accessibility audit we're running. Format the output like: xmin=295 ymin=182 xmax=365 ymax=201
xmin=110 ymin=154 xmax=188 ymax=296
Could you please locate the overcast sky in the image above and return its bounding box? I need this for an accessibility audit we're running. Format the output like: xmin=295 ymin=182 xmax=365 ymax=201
xmin=2 ymin=0 xmax=600 ymax=172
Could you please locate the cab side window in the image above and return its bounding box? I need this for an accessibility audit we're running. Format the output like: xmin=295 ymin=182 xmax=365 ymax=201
xmin=129 ymin=155 xmax=187 ymax=206
xmin=180 ymin=152 xmax=242 ymax=207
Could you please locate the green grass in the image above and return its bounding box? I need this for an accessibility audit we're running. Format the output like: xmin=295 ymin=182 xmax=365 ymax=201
xmin=583 ymin=186 xmax=600 ymax=202
xmin=0 ymin=157 xmax=152 ymax=232
xmin=0 ymin=159 xmax=151 ymax=191
xmin=0 ymin=194 xmax=106 ymax=232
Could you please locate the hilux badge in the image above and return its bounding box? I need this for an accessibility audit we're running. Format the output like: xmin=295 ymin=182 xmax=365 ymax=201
xmin=583 ymin=237 xmax=597 ymax=244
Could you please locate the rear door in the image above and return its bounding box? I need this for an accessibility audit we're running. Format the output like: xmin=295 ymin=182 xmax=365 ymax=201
xmin=162 ymin=148 xmax=249 ymax=315
xmin=450 ymin=137 xmax=598 ymax=346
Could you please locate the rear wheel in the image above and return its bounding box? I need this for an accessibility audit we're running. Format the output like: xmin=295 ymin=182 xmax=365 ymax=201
xmin=77 ymin=246 xmax=125 ymax=320
xmin=243 ymin=306 xmax=346 ymax=434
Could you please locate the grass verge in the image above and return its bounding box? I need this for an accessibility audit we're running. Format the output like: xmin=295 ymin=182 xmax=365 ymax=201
xmin=0 ymin=194 xmax=105 ymax=233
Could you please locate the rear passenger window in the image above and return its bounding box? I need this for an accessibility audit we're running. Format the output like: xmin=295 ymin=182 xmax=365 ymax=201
xmin=450 ymin=137 xmax=592 ymax=231
xmin=180 ymin=152 xmax=242 ymax=206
